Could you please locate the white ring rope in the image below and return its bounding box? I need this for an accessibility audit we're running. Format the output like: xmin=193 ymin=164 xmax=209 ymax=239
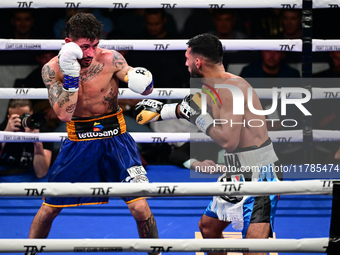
xmin=0 ymin=180 xmax=334 ymax=197
xmin=0 ymin=238 xmax=329 ymax=253
xmin=0 ymin=39 xmax=303 ymax=51
xmin=0 ymin=0 xmax=338 ymax=9
xmin=0 ymin=130 xmax=304 ymax=143
xmin=1 ymin=88 xmax=339 ymax=100
xmin=0 ymin=0 xmax=302 ymax=9
xmin=2 ymin=39 xmax=340 ymax=52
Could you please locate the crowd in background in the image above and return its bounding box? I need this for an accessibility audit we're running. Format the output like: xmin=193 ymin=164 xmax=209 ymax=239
xmin=0 ymin=7 xmax=339 ymax=171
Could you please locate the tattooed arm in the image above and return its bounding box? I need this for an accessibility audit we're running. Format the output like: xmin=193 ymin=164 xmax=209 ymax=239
xmin=41 ymin=62 xmax=78 ymax=122
xmin=111 ymin=50 xmax=132 ymax=82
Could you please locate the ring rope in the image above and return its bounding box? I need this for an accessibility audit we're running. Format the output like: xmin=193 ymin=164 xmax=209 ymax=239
xmin=0 ymin=39 xmax=303 ymax=51
xmin=1 ymin=88 xmax=339 ymax=100
xmin=0 ymin=130 xmax=304 ymax=143
xmin=0 ymin=180 xmax=334 ymax=197
xmin=0 ymin=237 xmax=328 ymax=253
xmin=2 ymin=39 xmax=340 ymax=52
xmin=0 ymin=0 xmax=337 ymax=9
xmin=5 ymin=130 xmax=340 ymax=143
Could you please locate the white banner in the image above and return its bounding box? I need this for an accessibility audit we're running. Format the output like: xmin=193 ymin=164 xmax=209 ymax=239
xmin=313 ymin=39 xmax=340 ymax=51
xmin=0 ymin=238 xmax=328 ymax=253
xmin=313 ymin=0 xmax=340 ymax=8
xmin=312 ymin=87 xmax=340 ymax=99
xmin=0 ymin=180 xmax=334 ymax=197
xmin=313 ymin=129 xmax=340 ymax=142
xmin=0 ymin=39 xmax=302 ymax=51
xmin=0 ymin=130 xmax=304 ymax=143
xmin=0 ymin=0 xmax=302 ymax=9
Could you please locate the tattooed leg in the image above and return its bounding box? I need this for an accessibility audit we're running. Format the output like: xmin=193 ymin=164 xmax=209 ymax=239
xmin=128 ymin=199 xmax=159 ymax=254
xmin=137 ymin=213 xmax=159 ymax=238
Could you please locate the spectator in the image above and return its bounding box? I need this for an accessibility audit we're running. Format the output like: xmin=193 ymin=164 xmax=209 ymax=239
xmin=278 ymin=9 xmax=302 ymax=39
xmin=181 ymin=9 xmax=215 ymax=38
xmin=127 ymin=9 xmax=186 ymax=89
xmin=240 ymin=50 xmax=300 ymax=78
xmin=0 ymin=99 xmax=53 ymax=178
xmin=209 ymin=9 xmax=248 ymax=39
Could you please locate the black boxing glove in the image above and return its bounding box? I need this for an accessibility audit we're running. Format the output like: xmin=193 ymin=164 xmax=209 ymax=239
xmin=134 ymin=99 xmax=179 ymax=125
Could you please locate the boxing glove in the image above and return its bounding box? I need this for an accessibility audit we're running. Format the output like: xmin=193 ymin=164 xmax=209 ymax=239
xmin=180 ymin=93 xmax=214 ymax=135
xmin=58 ymin=42 xmax=83 ymax=92
xmin=134 ymin=99 xmax=179 ymax=125
xmin=124 ymin=67 xmax=153 ymax=95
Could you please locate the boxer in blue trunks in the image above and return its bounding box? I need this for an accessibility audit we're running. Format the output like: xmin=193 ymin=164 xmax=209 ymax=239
xmin=133 ymin=33 xmax=282 ymax=255
xmin=28 ymin=12 xmax=159 ymax=248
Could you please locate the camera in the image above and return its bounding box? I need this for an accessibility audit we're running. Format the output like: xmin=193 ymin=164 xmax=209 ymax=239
xmin=19 ymin=112 xmax=46 ymax=131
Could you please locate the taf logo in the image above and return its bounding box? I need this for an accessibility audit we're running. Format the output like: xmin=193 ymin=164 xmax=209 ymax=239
xmin=231 ymin=174 xmax=245 ymax=182
xmin=93 ymin=122 xmax=103 ymax=131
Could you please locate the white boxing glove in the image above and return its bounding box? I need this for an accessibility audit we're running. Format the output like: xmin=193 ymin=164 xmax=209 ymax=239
xmin=58 ymin=42 xmax=83 ymax=92
xmin=124 ymin=67 xmax=153 ymax=95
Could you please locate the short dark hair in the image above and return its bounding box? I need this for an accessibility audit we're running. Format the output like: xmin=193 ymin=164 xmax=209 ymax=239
xmin=8 ymin=99 xmax=32 ymax=110
xmin=65 ymin=12 xmax=102 ymax=41
xmin=186 ymin=33 xmax=223 ymax=64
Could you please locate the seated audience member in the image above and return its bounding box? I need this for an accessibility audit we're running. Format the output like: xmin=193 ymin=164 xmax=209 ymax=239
xmin=127 ymin=9 xmax=186 ymax=89
xmin=0 ymin=99 xmax=53 ymax=178
xmin=209 ymin=9 xmax=248 ymax=39
xmin=240 ymin=50 xmax=300 ymax=78
xmin=0 ymin=9 xmax=47 ymax=65
xmin=278 ymin=9 xmax=302 ymax=39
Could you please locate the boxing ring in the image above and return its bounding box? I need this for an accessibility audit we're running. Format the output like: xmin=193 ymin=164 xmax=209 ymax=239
xmin=1 ymin=0 xmax=340 ymax=254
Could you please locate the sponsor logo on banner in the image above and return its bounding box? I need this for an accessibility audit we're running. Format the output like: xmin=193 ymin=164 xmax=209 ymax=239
xmin=152 ymin=137 xmax=167 ymax=143
xmin=157 ymin=185 xmax=178 ymax=194
xmin=4 ymin=135 xmax=39 ymax=142
xmin=24 ymin=246 xmax=45 ymax=254
xmin=151 ymin=246 xmax=173 ymax=252
xmin=17 ymin=1 xmax=33 ymax=8
xmin=91 ymin=187 xmax=112 ymax=195
xmin=276 ymin=137 xmax=293 ymax=142
xmin=25 ymin=188 xmax=46 ymax=196
xmin=16 ymin=88 xmax=29 ymax=95
xmin=281 ymin=4 xmax=297 ymax=8
xmin=223 ymin=183 xmax=243 ymax=192
xmin=322 ymin=180 xmax=333 ymax=189
xmin=201 ymin=248 xmax=249 ymax=252
xmin=315 ymin=45 xmax=340 ymax=51
xmin=154 ymin=44 xmax=170 ymax=50
xmin=112 ymin=3 xmax=129 ymax=8
xmin=161 ymin=3 xmax=177 ymax=8
xmin=324 ymin=91 xmax=340 ymax=98
xmin=100 ymin=45 xmax=133 ymax=50
xmin=127 ymin=166 xmax=147 ymax=178
xmin=329 ymin=4 xmax=339 ymax=8
xmin=280 ymin=44 xmax=295 ymax=51
xmin=74 ymin=247 xmax=123 ymax=252
xmin=6 ymin=43 xmax=41 ymax=49
xmin=65 ymin=2 xmax=81 ymax=8
xmin=118 ymin=89 xmax=125 ymax=96
xmin=209 ymin=4 xmax=225 ymax=8
xmin=158 ymin=89 xmax=173 ymax=96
